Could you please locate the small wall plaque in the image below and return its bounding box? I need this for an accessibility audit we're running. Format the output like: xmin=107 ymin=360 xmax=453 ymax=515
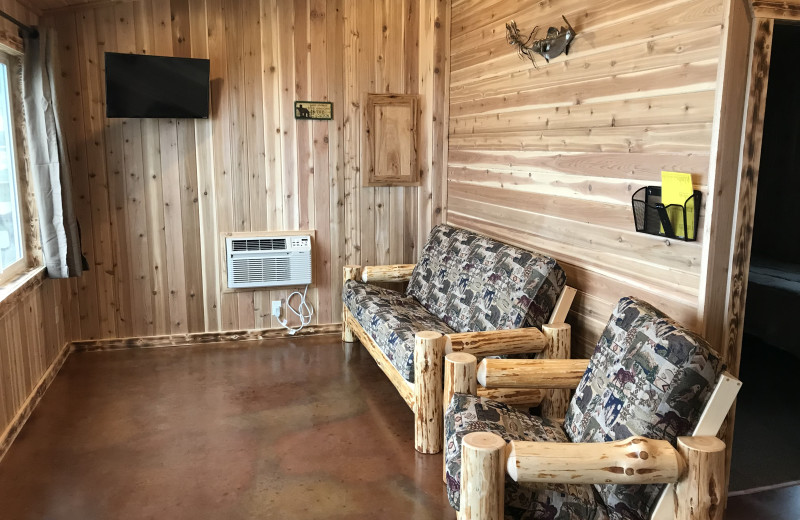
xmin=294 ymin=101 xmax=333 ymax=120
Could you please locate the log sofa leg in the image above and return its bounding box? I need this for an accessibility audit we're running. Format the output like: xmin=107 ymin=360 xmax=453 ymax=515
xmin=342 ymin=265 xmax=361 ymax=343
xmin=675 ymin=436 xmax=726 ymax=520
xmin=414 ymin=331 xmax=446 ymax=454
xmin=459 ymin=432 xmax=506 ymax=520
xmin=540 ymin=323 xmax=571 ymax=420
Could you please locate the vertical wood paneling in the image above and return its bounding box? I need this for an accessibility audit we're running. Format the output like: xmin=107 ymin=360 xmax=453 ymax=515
xmin=0 ymin=276 xmax=75 ymax=460
xmin=0 ymin=0 xmax=77 ymax=439
xmin=698 ymin=0 xmax=753 ymax=355
xmin=170 ymin=1 xmax=205 ymax=332
xmin=326 ymin=0 xmax=345 ymax=320
xmin=52 ymin=12 xmax=101 ymax=340
xmin=259 ymin=0 xmax=283 ymax=329
xmin=372 ymin=1 xmax=390 ymax=267
xmin=446 ymin=0 xmax=725 ymax=356
xmin=41 ymin=0 xmax=447 ymax=340
xmin=76 ymin=8 xmax=116 ymax=339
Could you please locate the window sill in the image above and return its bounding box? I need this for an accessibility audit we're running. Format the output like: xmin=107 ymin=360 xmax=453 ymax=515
xmin=0 ymin=266 xmax=47 ymax=318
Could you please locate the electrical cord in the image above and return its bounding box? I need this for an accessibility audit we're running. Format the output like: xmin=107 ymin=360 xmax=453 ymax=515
xmin=279 ymin=285 xmax=314 ymax=335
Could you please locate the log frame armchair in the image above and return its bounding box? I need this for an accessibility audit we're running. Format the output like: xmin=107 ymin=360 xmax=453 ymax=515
xmin=447 ymin=353 xmax=740 ymax=520
xmin=442 ymin=296 xmax=743 ymax=520
xmin=342 ymin=263 xmax=577 ymax=454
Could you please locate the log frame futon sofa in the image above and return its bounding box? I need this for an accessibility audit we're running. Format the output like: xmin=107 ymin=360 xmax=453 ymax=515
xmin=341 ymin=224 xmax=576 ymax=454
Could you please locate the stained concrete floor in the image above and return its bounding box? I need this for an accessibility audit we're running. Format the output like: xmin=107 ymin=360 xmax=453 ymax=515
xmin=0 ymin=334 xmax=793 ymax=519
xmin=0 ymin=335 xmax=455 ymax=520
xmin=726 ymin=485 xmax=800 ymax=520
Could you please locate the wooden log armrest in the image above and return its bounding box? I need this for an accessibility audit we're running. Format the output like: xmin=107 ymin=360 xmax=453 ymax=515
xmin=505 ymin=435 xmax=686 ymax=485
xmin=476 ymin=358 xmax=590 ymax=389
xmin=445 ymin=328 xmax=547 ymax=357
xmin=476 ymin=387 xmax=545 ymax=407
xmin=360 ymin=264 xmax=416 ymax=283
xmin=461 ymin=432 xmax=727 ymax=520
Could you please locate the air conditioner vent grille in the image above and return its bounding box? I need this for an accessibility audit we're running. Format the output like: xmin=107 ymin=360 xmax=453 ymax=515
xmin=231 ymin=257 xmax=293 ymax=284
xmin=230 ymin=238 xmax=287 ymax=252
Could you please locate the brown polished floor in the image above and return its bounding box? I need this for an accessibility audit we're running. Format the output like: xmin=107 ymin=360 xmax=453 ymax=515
xmin=0 ymin=335 xmax=455 ymax=520
xmin=726 ymin=485 xmax=800 ymax=520
xmin=0 ymin=335 xmax=795 ymax=519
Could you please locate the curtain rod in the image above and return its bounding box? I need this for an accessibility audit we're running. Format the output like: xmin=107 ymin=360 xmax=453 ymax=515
xmin=0 ymin=9 xmax=38 ymax=38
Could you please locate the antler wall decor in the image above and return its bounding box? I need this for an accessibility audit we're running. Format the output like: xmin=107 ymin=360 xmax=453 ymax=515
xmin=506 ymin=15 xmax=577 ymax=69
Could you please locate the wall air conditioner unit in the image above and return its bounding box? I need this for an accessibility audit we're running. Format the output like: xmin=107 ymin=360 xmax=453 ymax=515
xmin=226 ymin=235 xmax=312 ymax=289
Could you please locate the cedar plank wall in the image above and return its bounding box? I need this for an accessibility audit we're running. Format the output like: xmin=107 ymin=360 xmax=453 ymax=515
xmin=0 ymin=277 xmax=77 ymax=445
xmin=41 ymin=0 xmax=448 ymax=340
xmin=447 ymin=0 xmax=727 ymax=357
xmin=0 ymin=0 xmax=80 ymax=450
xmin=0 ymin=0 xmax=31 ymax=47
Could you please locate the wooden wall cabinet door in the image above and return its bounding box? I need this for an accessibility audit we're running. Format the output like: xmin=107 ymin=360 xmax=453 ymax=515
xmin=363 ymin=93 xmax=420 ymax=186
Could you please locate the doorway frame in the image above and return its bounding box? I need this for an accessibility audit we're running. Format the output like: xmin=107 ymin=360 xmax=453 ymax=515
xmin=721 ymin=0 xmax=800 ymax=491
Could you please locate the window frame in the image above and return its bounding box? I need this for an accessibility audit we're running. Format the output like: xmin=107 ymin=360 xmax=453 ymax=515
xmin=0 ymin=51 xmax=29 ymax=286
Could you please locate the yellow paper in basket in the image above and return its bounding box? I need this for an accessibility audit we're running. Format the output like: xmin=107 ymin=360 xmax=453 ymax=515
xmin=660 ymin=171 xmax=695 ymax=239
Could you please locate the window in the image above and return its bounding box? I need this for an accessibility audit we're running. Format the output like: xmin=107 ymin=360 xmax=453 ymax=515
xmin=0 ymin=54 xmax=25 ymax=283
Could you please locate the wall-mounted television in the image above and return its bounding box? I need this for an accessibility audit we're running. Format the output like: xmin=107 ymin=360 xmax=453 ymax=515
xmin=105 ymin=52 xmax=210 ymax=119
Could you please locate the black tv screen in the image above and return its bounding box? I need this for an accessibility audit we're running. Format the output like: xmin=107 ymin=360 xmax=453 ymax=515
xmin=105 ymin=52 xmax=210 ymax=119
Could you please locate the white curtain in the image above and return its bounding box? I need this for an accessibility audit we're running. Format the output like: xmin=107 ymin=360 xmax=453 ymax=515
xmin=22 ymin=28 xmax=83 ymax=278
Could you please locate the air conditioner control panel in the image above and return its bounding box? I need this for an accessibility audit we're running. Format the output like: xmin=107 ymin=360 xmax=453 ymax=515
xmin=290 ymin=237 xmax=310 ymax=249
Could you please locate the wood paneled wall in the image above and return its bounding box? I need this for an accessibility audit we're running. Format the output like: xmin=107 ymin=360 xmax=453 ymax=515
xmin=0 ymin=0 xmax=35 ymax=35
xmin=42 ymin=0 xmax=448 ymax=340
xmin=0 ymin=276 xmax=77 ymax=449
xmin=446 ymin=0 xmax=727 ymax=356
xmin=0 ymin=0 xmax=80 ymax=455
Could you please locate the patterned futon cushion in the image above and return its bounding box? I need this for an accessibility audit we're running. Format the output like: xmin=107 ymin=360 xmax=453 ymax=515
xmin=445 ymin=393 xmax=609 ymax=520
xmin=343 ymin=279 xmax=454 ymax=383
xmin=564 ymin=296 xmax=724 ymax=520
xmin=406 ymin=225 xmax=566 ymax=333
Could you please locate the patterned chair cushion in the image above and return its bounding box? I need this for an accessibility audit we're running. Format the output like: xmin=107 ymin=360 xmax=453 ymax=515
xmin=564 ymin=296 xmax=724 ymax=520
xmin=445 ymin=393 xmax=609 ymax=520
xmin=406 ymin=225 xmax=566 ymax=333
xmin=343 ymin=279 xmax=454 ymax=383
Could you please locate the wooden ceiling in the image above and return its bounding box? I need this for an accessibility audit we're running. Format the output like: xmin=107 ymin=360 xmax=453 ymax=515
xmin=21 ymin=0 xmax=110 ymax=14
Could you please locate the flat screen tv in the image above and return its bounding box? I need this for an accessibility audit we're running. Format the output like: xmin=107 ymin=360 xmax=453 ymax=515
xmin=105 ymin=52 xmax=210 ymax=119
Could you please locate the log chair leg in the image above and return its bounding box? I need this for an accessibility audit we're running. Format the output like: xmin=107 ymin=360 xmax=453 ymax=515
xmin=341 ymin=265 xmax=361 ymax=342
xmin=444 ymin=352 xmax=479 ymax=410
xmin=540 ymin=323 xmax=571 ymax=420
xmin=459 ymin=432 xmax=506 ymax=520
xmin=414 ymin=331 xmax=446 ymax=454
xmin=444 ymin=352 xmax=478 ymax=481
xmin=675 ymin=436 xmax=726 ymax=520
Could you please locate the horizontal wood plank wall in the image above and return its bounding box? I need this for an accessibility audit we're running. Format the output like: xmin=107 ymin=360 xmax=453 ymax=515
xmin=447 ymin=0 xmax=725 ymax=357
xmin=0 ymin=277 xmax=78 ymax=457
xmin=42 ymin=0 xmax=446 ymax=341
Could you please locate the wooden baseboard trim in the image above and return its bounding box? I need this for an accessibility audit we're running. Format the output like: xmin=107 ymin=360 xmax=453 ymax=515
xmin=71 ymin=323 xmax=343 ymax=352
xmin=0 ymin=341 xmax=71 ymax=464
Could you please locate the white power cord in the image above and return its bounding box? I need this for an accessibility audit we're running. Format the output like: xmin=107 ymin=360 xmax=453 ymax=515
xmin=279 ymin=285 xmax=314 ymax=335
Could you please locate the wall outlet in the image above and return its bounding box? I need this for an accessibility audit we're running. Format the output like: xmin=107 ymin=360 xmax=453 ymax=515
xmin=271 ymin=300 xmax=282 ymax=319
